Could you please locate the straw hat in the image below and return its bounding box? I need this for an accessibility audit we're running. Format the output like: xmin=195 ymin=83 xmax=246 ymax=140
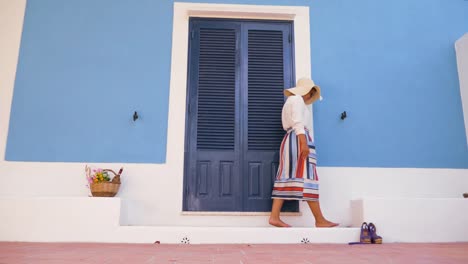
xmin=284 ymin=78 xmax=322 ymax=104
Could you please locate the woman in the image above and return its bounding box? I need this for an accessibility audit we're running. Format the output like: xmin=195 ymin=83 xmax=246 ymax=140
xmin=269 ymin=78 xmax=338 ymax=228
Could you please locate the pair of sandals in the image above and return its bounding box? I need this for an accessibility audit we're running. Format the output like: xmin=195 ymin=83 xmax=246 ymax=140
xmin=360 ymin=222 xmax=382 ymax=244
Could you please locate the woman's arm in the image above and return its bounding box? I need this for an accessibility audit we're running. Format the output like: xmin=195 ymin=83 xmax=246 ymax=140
xmin=298 ymin=134 xmax=309 ymax=158
xmin=289 ymin=96 xmax=309 ymax=158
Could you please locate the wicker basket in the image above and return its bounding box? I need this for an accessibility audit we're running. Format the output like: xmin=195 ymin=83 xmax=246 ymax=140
xmin=90 ymin=182 xmax=120 ymax=197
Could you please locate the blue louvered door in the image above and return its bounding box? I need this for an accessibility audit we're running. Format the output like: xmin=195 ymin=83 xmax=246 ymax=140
xmin=185 ymin=20 xmax=242 ymax=211
xmin=184 ymin=19 xmax=295 ymax=212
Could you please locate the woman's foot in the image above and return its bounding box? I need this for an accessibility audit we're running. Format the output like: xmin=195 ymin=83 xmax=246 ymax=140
xmin=315 ymin=219 xmax=339 ymax=228
xmin=269 ymin=217 xmax=291 ymax=227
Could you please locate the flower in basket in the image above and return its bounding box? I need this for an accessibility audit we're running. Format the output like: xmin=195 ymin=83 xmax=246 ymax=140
xmin=85 ymin=165 xmax=123 ymax=197
xmin=92 ymin=168 xmax=111 ymax=183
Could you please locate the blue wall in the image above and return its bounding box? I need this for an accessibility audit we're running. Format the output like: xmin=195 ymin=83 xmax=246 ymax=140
xmin=6 ymin=0 xmax=468 ymax=168
xmin=310 ymin=0 xmax=468 ymax=168
xmin=7 ymin=0 xmax=173 ymax=163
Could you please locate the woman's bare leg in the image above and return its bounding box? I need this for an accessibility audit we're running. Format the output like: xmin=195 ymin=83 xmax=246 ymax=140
xmin=306 ymin=201 xmax=339 ymax=228
xmin=269 ymin=199 xmax=291 ymax=227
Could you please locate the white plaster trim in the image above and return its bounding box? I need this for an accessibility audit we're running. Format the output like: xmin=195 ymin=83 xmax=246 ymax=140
xmin=167 ymin=3 xmax=312 ymax=169
xmin=455 ymin=33 xmax=468 ymax=145
xmin=0 ymin=0 xmax=27 ymax=161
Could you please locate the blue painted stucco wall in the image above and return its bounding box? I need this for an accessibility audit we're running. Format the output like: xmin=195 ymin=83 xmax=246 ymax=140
xmin=7 ymin=0 xmax=173 ymax=163
xmin=6 ymin=0 xmax=468 ymax=168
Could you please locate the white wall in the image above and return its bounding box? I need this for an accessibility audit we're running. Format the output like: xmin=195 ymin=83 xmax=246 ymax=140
xmin=352 ymin=198 xmax=468 ymax=243
xmin=456 ymin=33 xmax=468 ymax=146
xmin=1 ymin=1 xmax=467 ymax=233
xmin=0 ymin=0 xmax=25 ymax=162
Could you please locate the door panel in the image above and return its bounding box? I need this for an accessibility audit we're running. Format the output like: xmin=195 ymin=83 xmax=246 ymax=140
xmin=241 ymin=22 xmax=297 ymax=212
xmin=188 ymin=151 xmax=240 ymax=211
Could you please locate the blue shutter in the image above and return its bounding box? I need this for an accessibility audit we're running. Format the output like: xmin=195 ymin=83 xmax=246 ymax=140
xmin=242 ymin=22 xmax=297 ymax=212
xmin=247 ymin=29 xmax=286 ymax=151
xmin=184 ymin=20 xmax=242 ymax=211
xmin=197 ymin=28 xmax=237 ymax=150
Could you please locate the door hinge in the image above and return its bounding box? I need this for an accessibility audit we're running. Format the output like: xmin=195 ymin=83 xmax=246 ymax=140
xmin=191 ymin=30 xmax=195 ymax=39
xmin=288 ymin=33 xmax=292 ymax=43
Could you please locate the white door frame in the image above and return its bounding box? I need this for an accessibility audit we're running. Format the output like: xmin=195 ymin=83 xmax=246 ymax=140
xmin=167 ymin=2 xmax=312 ymax=171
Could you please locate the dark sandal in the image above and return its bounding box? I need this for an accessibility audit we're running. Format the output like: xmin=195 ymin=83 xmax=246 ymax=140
xmin=368 ymin=223 xmax=383 ymax=244
xmin=360 ymin=222 xmax=371 ymax=244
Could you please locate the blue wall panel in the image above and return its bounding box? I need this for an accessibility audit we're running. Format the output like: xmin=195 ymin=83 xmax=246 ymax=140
xmin=6 ymin=0 xmax=173 ymax=163
xmin=6 ymin=0 xmax=468 ymax=168
xmin=308 ymin=0 xmax=468 ymax=168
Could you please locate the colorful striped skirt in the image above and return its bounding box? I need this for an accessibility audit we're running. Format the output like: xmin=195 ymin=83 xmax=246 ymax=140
xmin=271 ymin=129 xmax=319 ymax=201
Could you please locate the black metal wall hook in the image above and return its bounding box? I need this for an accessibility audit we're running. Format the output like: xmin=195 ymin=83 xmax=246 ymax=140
xmin=133 ymin=111 xmax=139 ymax=121
xmin=341 ymin=111 xmax=347 ymax=120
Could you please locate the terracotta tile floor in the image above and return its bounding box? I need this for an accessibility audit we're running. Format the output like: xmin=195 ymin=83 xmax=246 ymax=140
xmin=1 ymin=242 xmax=468 ymax=264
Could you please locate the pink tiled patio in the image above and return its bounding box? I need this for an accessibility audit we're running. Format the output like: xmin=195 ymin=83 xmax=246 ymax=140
xmin=1 ymin=242 xmax=468 ymax=264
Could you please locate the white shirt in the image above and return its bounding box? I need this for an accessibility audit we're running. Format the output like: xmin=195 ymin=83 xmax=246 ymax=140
xmin=282 ymin=95 xmax=312 ymax=135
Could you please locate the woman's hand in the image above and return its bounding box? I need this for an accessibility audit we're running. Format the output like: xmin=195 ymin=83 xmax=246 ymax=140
xmin=298 ymin=134 xmax=309 ymax=158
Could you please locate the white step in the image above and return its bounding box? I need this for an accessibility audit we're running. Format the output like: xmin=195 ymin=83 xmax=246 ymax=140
xmin=0 ymin=197 xmax=359 ymax=244
xmin=0 ymin=197 xmax=120 ymax=242
xmin=351 ymin=198 xmax=468 ymax=243
xmin=113 ymin=226 xmax=360 ymax=244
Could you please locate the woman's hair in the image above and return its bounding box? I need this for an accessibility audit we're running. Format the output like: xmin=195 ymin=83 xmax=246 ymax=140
xmin=309 ymin=87 xmax=317 ymax=95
